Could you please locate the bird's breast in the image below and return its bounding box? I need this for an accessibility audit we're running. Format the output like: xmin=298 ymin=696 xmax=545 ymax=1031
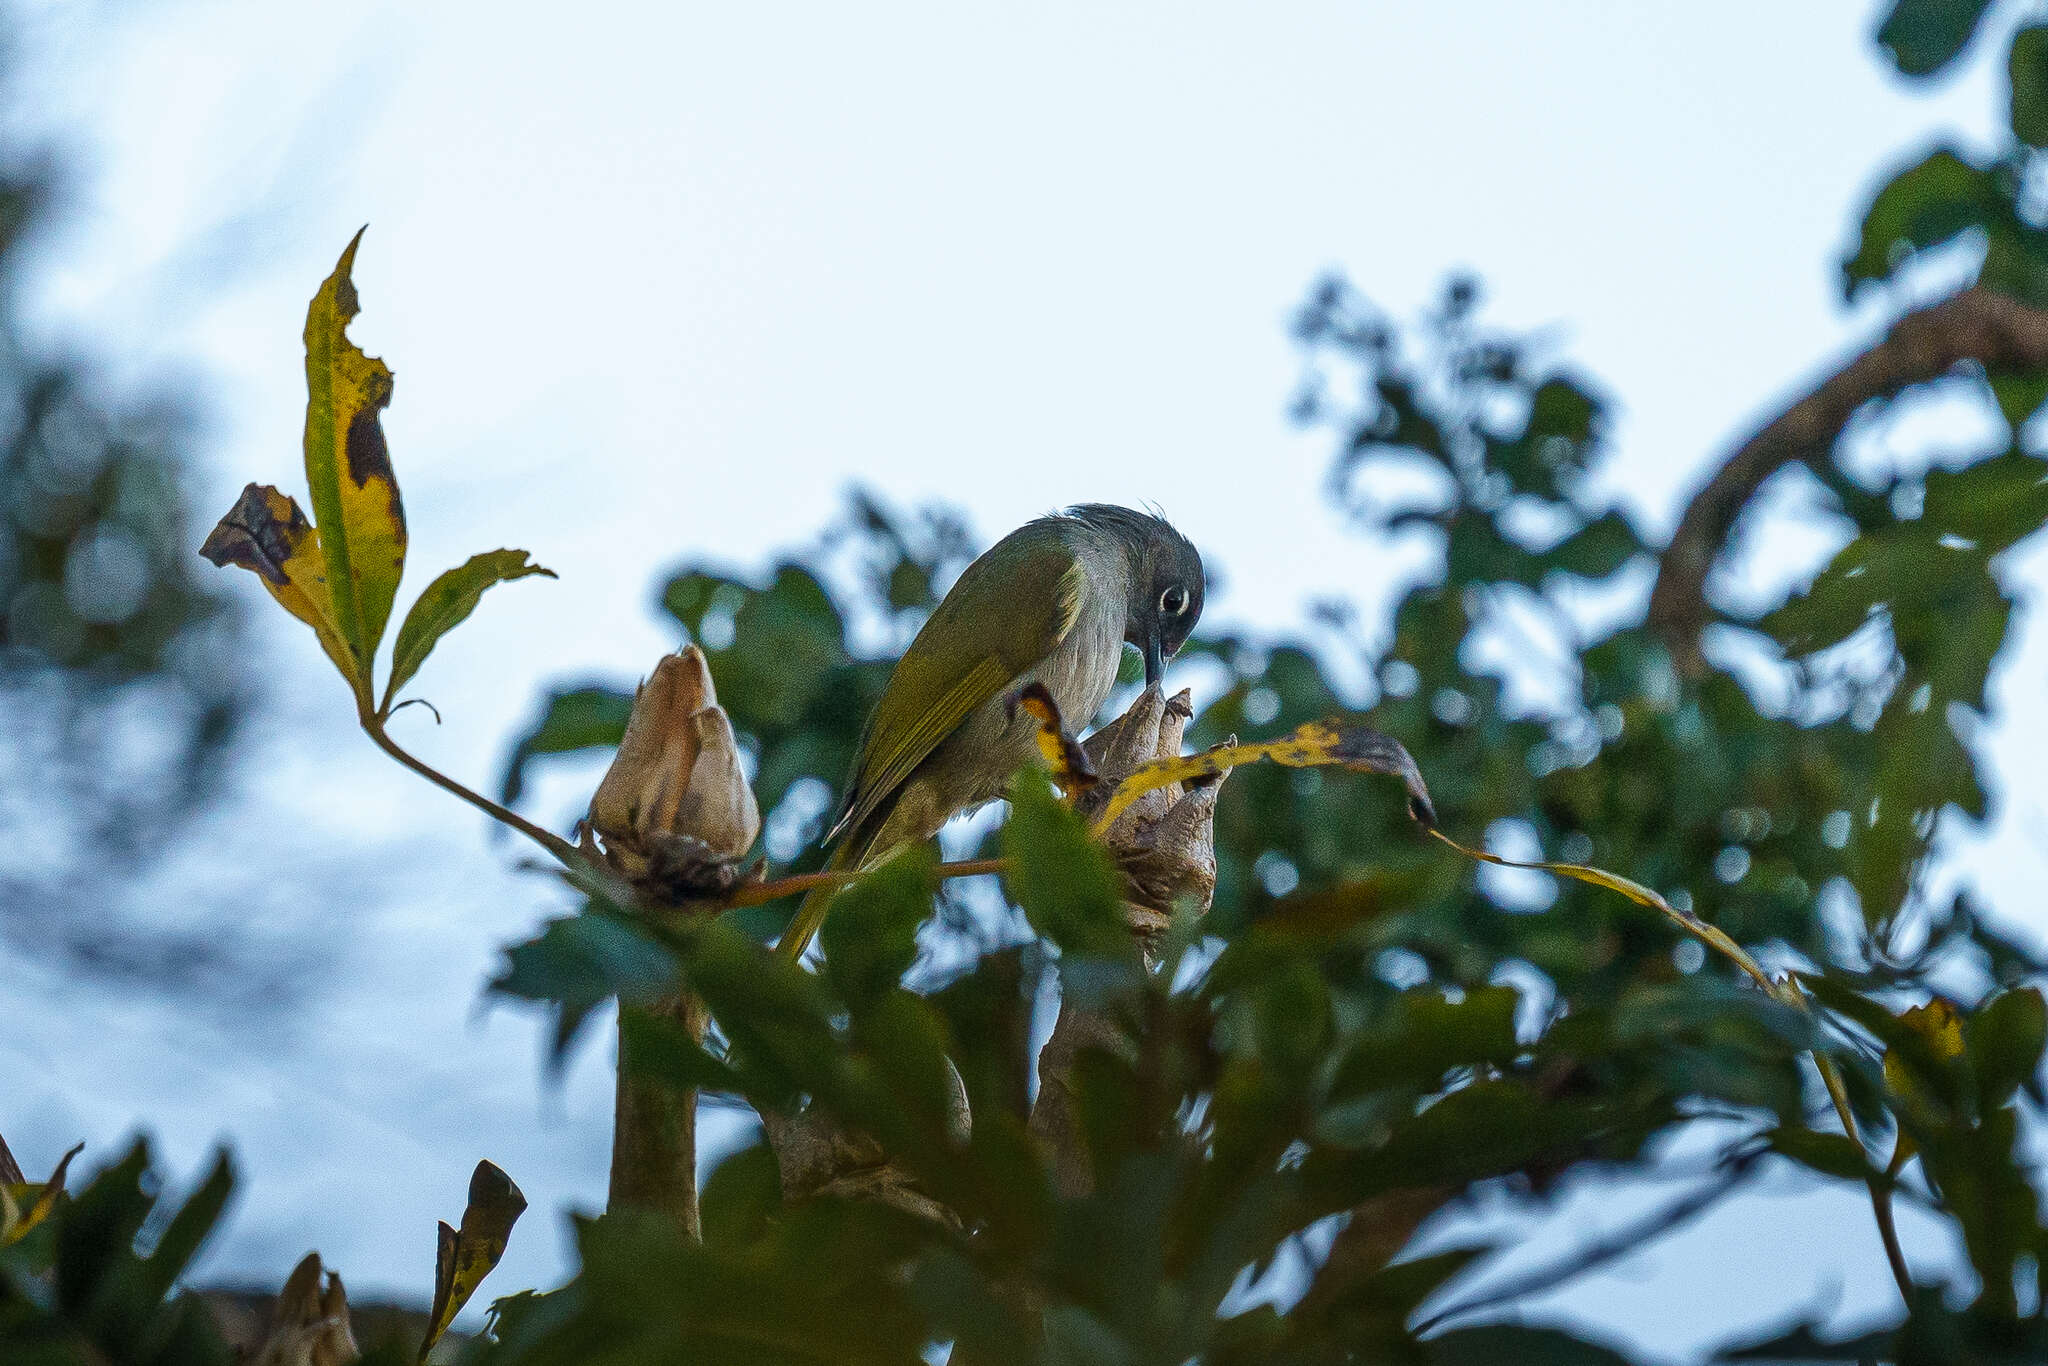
xmin=1029 ymin=589 xmax=1126 ymax=732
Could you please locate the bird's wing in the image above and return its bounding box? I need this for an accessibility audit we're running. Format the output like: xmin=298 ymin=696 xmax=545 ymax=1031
xmin=832 ymin=540 xmax=1087 ymax=844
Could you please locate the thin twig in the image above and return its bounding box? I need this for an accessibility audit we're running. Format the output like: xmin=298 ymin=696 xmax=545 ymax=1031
xmin=721 ymin=856 xmax=1008 ymax=909
xmin=1414 ymin=1150 xmax=1763 ymax=1334
xmin=1427 ymin=827 xmax=1913 ymax=1306
xmin=361 ymin=719 xmax=584 ymax=868
xmin=1813 ymin=1049 xmax=1914 ymax=1301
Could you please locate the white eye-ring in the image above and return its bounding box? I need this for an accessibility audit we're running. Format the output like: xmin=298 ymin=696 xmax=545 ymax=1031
xmin=1159 ymin=585 xmax=1189 ymax=616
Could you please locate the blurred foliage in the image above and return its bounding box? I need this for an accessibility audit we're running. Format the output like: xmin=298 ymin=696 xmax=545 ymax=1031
xmin=29 ymin=0 xmax=2048 ymax=1361
xmin=0 ymin=12 xmax=250 ymax=986
xmin=0 ymin=1141 xmax=237 ymax=1365
xmin=470 ymin=3 xmax=2048 ymax=1360
xmin=485 ymin=809 xmax=1744 ymax=1366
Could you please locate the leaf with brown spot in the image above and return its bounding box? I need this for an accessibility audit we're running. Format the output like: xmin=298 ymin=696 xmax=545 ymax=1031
xmin=1009 ymin=681 xmax=1098 ymax=797
xmin=201 ymin=482 xmax=361 ymax=690
xmin=420 ymin=1160 xmax=526 ymax=1361
xmin=384 ymin=549 xmax=556 ymax=711
xmin=1088 ymin=716 xmax=1435 ymax=835
xmin=302 ymin=228 xmax=406 ymax=685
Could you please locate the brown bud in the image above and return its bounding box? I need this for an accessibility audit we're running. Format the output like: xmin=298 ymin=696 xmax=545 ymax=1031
xmin=252 ymin=1252 xmax=358 ymax=1366
xmin=589 ymin=646 xmax=761 ymax=886
xmin=1082 ymin=684 xmax=1228 ymax=921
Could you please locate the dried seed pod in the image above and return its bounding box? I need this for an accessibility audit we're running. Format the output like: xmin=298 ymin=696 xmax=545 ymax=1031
xmin=252 ymin=1253 xmax=358 ymax=1366
xmin=588 ymin=646 xmax=761 ymax=892
xmin=1084 ymin=685 xmax=1227 ymax=917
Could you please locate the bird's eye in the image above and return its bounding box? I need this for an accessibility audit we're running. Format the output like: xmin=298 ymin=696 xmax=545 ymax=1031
xmin=1159 ymin=585 xmax=1189 ymax=616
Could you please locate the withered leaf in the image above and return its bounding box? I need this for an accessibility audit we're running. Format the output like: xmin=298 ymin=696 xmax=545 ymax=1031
xmin=1088 ymin=716 xmax=1435 ymax=835
xmin=201 ymin=483 xmax=361 ymax=691
xmin=419 ymin=1160 xmax=526 ymax=1361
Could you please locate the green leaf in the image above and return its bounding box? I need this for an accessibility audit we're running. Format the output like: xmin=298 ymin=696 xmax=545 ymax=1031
xmin=1841 ymin=146 xmax=1999 ymax=298
xmin=1767 ymin=1127 xmax=1876 ymax=1182
xmin=1988 ymin=369 xmax=2048 ymax=429
xmin=619 ymin=1005 xmax=747 ymax=1097
xmin=1001 ymin=769 xmax=1132 ymax=960
xmin=384 ymin=549 xmax=554 ymax=709
xmin=301 ymin=229 xmax=406 ymax=689
xmin=1329 ymin=985 xmax=1524 ymax=1099
xmin=3 ymin=1141 xmax=237 ymax=1366
xmin=698 ymin=1143 xmax=783 ymax=1251
xmin=1967 ymin=986 xmax=2047 ymax=1108
xmin=1546 ymin=509 xmax=1642 ymax=580
xmin=1312 ymin=1081 xmax=1608 ymax=1202
xmin=1979 ymin=220 xmax=2048 ymax=307
xmin=2013 ymin=25 xmax=2048 ymax=145
xmin=1445 ymin=513 xmax=1543 ymax=587
xmin=821 ymin=845 xmax=937 ymax=1011
xmin=491 ymin=911 xmax=680 ymax=1058
xmin=1875 ymin=0 xmax=1994 ymax=78
xmin=498 ymin=1207 xmax=927 ymax=1365
xmin=1492 ymin=373 xmax=1607 ymax=500
xmin=678 ymin=918 xmax=841 ymax=1106
xmin=1922 ymin=451 xmax=2048 ymax=551
xmin=135 ymin=1149 xmax=235 ymax=1305
xmin=721 ymin=564 xmax=851 ymax=728
xmin=498 ymin=684 xmax=635 ymax=807
xmin=1426 ymin=1324 xmax=1636 ymax=1366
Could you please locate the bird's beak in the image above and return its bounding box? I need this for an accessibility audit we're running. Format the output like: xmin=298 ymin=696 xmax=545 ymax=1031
xmin=1144 ymin=624 xmax=1165 ymax=687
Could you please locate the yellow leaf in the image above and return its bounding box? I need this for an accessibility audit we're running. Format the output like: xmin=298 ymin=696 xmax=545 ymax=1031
xmin=420 ymin=1160 xmax=526 ymax=1361
xmin=303 ymin=228 xmax=405 ymax=686
xmin=1895 ymin=997 xmax=1967 ymax=1066
xmin=1883 ymin=997 xmax=1966 ymax=1171
xmin=1088 ymin=716 xmax=1435 ymax=835
xmin=201 ymin=483 xmax=361 ymax=689
xmin=2 ymin=1141 xmax=81 ymax=1246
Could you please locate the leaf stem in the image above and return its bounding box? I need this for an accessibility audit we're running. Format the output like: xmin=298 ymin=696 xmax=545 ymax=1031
xmin=1811 ymin=1033 xmax=1914 ymax=1304
xmin=1427 ymin=827 xmax=1913 ymax=1306
xmin=361 ymin=716 xmax=583 ymax=868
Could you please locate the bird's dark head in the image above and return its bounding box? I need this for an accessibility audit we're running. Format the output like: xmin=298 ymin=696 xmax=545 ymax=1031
xmin=1067 ymin=503 xmax=1205 ymax=685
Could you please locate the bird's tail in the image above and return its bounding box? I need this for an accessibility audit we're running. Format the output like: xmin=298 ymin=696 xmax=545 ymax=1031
xmin=776 ymin=833 xmax=867 ymax=962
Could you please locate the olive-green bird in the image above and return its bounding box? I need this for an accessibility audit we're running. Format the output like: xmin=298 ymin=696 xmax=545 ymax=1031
xmin=778 ymin=504 xmax=1206 ymax=959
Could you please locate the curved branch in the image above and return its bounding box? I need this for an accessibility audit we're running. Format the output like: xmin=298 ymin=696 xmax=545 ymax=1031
xmin=362 ymin=719 xmax=585 ymax=868
xmin=1647 ymin=287 xmax=2048 ymax=678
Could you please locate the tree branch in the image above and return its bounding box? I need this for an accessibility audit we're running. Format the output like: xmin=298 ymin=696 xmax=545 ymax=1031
xmin=609 ymin=993 xmax=707 ymax=1237
xmin=1411 ymin=1149 xmax=1762 ymax=1334
xmin=1646 ymin=287 xmax=2048 ymax=678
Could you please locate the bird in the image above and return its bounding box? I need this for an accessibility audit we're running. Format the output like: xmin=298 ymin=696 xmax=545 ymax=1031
xmin=777 ymin=503 xmax=1206 ymax=960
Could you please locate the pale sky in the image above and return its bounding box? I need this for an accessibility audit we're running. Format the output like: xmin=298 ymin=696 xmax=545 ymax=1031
xmin=5 ymin=2 xmax=2044 ymax=1360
